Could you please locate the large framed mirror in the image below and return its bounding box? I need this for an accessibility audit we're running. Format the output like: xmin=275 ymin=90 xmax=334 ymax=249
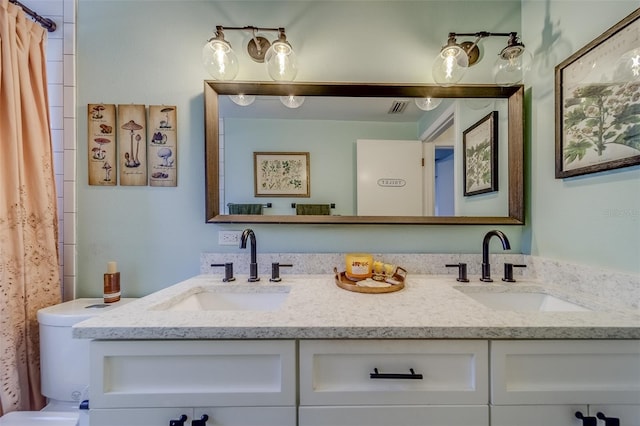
xmin=205 ymin=81 xmax=524 ymax=225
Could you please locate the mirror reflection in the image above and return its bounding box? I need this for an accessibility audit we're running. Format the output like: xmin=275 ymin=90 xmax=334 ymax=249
xmin=205 ymin=82 xmax=524 ymax=225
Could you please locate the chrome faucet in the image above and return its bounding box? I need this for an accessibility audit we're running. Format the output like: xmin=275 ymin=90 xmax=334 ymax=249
xmin=239 ymin=228 xmax=260 ymax=282
xmin=480 ymin=230 xmax=511 ymax=282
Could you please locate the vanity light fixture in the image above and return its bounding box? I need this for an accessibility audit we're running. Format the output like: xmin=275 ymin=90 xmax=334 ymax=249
xmin=203 ymin=25 xmax=298 ymax=81
xmin=432 ymin=31 xmax=532 ymax=87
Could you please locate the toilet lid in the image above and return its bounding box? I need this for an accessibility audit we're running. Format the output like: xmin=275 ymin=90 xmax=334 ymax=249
xmin=0 ymin=411 xmax=78 ymax=426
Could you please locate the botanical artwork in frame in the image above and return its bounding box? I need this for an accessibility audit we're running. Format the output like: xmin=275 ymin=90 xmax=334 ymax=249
xmin=118 ymin=104 xmax=147 ymax=186
xmin=555 ymin=9 xmax=640 ymax=178
xmin=254 ymin=152 xmax=310 ymax=197
xmin=148 ymin=105 xmax=177 ymax=187
xmin=87 ymin=104 xmax=116 ymax=186
xmin=463 ymin=111 xmax=499 ymax=196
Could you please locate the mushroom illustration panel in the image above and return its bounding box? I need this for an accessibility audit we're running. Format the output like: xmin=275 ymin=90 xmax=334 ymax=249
xmin=88 ymin=104 xmax=116 ymax=186
xmin=148 ymin=105 xmax=177 ymax=187
xmin=118 ymin=104 xmax=147 ymax=186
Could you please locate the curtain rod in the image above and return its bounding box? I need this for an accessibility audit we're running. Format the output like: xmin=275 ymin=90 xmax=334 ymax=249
xmin=9 ymin=0 xmax=56 ymax=32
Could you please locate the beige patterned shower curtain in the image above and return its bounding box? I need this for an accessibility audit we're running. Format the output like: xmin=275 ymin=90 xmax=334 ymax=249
xmin=0 ymin=0 xmax=61 ymax=415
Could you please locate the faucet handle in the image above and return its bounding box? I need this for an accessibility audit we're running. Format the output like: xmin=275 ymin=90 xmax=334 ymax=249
xmin=270 ymin=262 xmax=293 ymax=282
xmin=502 ymin=263 xmax=526 ymax=282
xmin=445 ymin=263 xmax=469 ymax=282
xmin=211 ymin=263 xmax=235 ymax=282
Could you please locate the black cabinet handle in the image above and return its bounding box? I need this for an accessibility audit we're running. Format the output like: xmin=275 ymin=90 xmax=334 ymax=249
xmin=370 ymin=368 xmax=423 ymax=379
xmin=169 ymin=414 xmax=188 ymax=426
xmin=192 ymin=414 xmax=209 ymax=426
xmin=575 ymin=411 xmax=597 ymax=426
xmin=597 ymin=412 xmax=620 ymax=426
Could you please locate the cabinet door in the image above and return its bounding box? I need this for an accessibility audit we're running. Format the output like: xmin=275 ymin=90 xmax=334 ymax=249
xmin=90 ymin=407 xmax=193 ymax=426
xmin=90 ymin=340 xmax=296 ymax=408
xmin=193 ymin=407 xmax=296 ymax=426
xmin=590 ymin=405 xmax=640 ymax=426
xmin=300 ymin=340 xmax=488 ymax=406
xmin=491 ymin=340 xmax=640 ymax=405
xmin=491 ymin=405 xmax=587 ymax=426
xmin=299 ymin=405 xmax=488 ymax=426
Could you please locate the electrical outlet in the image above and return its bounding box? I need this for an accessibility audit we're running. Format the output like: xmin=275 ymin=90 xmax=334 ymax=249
xmin=218 ymin=230 xmax=242 ymax=246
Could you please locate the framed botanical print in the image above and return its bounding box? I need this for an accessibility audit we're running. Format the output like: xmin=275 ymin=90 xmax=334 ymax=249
xmin=555 ymin=9 xmax=640 ymax=178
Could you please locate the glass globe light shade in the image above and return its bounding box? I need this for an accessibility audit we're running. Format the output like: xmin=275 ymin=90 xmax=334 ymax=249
xmin=202 ymin=39 xmax=239 ymax=80
xmin=415 ymin=97 xmax=442 ymax=111
xmin=228 ymin=94 xmax=256 ymax=106
xmin=280 ymin=95 xmax=305 ymax=108
xmin=432 ymin=45 xmax=469 ymax=86
xmin=265 ymin=41 xmax=298 ymax=81
xmin=612 ymin=48 xmax=640 ymax=81
xmin=493 ymin=49 xmax=533 ymax=86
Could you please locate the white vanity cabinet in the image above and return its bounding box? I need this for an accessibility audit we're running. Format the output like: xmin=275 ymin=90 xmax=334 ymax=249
xmin=490 ymin=340 xmax=640 ymax=426
xmin=88 ymin=340 xmax=296 ymax=426
xmin=298 ymin=340 xmax=489 ymax=426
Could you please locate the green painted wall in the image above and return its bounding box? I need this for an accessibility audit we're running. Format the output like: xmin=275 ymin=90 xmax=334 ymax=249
xmin=76 ymin=0 xmax=638 ymax=298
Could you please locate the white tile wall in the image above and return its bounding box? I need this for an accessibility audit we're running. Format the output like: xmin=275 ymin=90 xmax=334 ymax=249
xmin=23 ymin=0 xmax=76 ymax=300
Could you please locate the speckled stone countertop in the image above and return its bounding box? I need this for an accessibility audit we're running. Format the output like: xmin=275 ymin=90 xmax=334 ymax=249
xmin=73 ymin=274 xmax=640 ymax=340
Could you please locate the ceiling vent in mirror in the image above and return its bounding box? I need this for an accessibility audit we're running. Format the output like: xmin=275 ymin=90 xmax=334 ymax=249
xmin=388 ymin=100 xmax=409 ymax=114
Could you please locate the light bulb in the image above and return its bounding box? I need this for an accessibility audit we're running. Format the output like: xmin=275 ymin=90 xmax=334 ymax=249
xmin=613 ymin=48 xmax=640 ymax=81
xmin=432 ymin=45 xmax=469 ymax=86
xmin=228 ymin=94 xmax=256 ymax=106
xmin=265 ymin=41 xmax=298 ymax=81
xmin=280 ymin=95 xmax=305 ymax=108
xmin=415 ymin=97 xmax=442 ymax=111
xmin=493 ymin=49 xmax=532 ymax=86
xmin=202 ymin=39 xmax=239 ymax=80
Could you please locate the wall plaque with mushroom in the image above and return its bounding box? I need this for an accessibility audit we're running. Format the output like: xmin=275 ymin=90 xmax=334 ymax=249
xmin=118 ymin=104 xmax=147 ymax=186
xmin=148 ymin=105 xmax=177 ymax=187
xmin=87 ymin=104 xmax=116 ymax=186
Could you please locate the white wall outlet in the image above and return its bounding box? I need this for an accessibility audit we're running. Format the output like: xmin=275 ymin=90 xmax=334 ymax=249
xmin=218 ymin=230 xmax=242 ymax=246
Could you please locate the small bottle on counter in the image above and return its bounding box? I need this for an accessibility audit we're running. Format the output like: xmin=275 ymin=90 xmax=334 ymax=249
xmin=103 ymin=261 xmax=121 ymax=303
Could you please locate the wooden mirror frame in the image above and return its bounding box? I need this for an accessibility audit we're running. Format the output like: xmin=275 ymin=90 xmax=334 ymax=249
xmin=205 ymin=81 xmax=524 ymax=225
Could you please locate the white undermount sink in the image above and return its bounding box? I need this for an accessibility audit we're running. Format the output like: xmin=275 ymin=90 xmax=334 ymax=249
xmin=455 ymin=288 xmax=590 ymax=312
xmin=157 ymin=285 xmax=291 ymax=311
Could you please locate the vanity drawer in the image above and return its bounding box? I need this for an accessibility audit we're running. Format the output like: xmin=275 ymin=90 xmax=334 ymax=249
xmin=491 ymin=340 xmax=640 ymax=405
xmin=90 ymin=340 xmax=296 ymax=408
xmin=299 ymin=340 xmax=488 ymax=406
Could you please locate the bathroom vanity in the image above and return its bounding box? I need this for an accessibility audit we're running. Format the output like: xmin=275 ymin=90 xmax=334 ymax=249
xmin=74 ymin=272 xmax=640 ymax=426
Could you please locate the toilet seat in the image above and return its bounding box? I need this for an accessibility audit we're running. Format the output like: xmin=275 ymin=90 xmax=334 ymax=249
xmin=0 ymin=411 xmax=78 ymax=425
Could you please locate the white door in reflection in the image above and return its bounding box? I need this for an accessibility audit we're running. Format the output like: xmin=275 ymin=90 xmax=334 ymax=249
xmin=356 ymin=139 xmax=423 ymax=216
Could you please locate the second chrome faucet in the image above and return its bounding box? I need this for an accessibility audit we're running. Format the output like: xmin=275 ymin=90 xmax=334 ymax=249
xmin=239 ymin=228 xmax=259 ymax=282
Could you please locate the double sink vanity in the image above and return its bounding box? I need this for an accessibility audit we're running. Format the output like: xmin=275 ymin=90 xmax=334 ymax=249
xmin=74 ymin=256 xmax=640 ymax=426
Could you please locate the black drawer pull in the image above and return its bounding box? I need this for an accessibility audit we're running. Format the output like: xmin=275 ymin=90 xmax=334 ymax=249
xmin=370 ymin=368 xmax=423 ymax=379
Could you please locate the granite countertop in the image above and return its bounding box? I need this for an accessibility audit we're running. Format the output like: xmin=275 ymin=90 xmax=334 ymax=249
xmin=72 ymin=274 xmax=640 ymax=340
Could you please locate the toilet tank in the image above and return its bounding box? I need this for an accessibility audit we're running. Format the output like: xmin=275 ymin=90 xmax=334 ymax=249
xmin=37 ymin=298 xmax=135 ymax=404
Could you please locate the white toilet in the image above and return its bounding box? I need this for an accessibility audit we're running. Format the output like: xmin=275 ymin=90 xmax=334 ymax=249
xmin=0 ymin=298 xmax=134 ymax=426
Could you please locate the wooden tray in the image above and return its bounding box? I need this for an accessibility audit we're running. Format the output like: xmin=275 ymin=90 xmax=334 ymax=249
xmin=334 ymin=266 xmax=406 ymax=294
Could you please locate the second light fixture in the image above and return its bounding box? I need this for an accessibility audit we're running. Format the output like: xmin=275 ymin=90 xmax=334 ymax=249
xmin=203 ymin=25 xmax=298 ymax=81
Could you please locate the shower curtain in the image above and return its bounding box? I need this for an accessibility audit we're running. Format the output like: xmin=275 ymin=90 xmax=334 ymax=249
xmin=0 ymin=0 xmax=61 ymax=415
